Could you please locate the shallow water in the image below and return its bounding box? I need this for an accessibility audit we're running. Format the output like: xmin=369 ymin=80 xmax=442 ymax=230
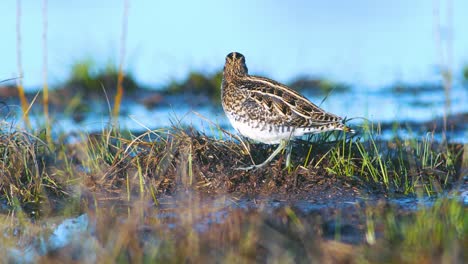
xmin=4 ymin=83 xmax=467 ymax=143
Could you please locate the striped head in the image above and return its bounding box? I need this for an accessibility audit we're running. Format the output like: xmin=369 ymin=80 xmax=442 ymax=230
xmin=224 ymin=52 xmax=248 ymax=78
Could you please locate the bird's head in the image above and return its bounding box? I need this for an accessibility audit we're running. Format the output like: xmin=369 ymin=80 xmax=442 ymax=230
xmin=223 ymin=52 xmax=248 ymax=78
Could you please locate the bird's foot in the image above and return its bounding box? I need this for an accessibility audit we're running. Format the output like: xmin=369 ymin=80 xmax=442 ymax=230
xmin=234 ymin=163 xmax=266 ymax=171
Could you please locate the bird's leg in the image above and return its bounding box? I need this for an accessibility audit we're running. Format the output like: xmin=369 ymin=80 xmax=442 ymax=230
xmin=285 ymin=140 xmax=293 ymax=169
xmin=236 ymin=140 xmax=287 ymax=171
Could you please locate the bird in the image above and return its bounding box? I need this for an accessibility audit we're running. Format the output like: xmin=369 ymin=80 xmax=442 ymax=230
xmin=221 ymin=52 xmax=353 ymax=170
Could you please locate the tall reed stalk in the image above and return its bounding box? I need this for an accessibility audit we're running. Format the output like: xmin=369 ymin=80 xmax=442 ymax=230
xmin=16 ymin=0 xmax=31 ymax=128
xmin=433 ymin=0 xmax=453 ymax=141
xmin=113 ymin=0 xmax=130 ymax=120
xmin=42 ymin=0 xmax=51 ymax=144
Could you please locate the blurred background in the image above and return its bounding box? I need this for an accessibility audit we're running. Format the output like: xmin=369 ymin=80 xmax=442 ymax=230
xmin=0 ymin=0 xmax=467 ymax=141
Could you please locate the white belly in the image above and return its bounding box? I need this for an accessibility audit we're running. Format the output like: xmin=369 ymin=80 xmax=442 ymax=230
xmin=225 ymin=112 xmax=323 ymax=144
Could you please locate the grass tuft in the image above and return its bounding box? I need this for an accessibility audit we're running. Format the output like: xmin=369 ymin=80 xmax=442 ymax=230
xmin=65 ymin=59 xmax=138 ymax=96
xmin=288 ymin=76 xmax=351 ymax=95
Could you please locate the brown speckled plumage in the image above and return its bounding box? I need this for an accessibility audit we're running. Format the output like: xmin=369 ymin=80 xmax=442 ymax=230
xmin=222 ymin=52 xmax=351 ymax=142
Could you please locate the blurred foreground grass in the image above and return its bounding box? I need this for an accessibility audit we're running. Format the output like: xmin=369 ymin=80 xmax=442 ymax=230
xmin=0 ymin=190 xmax=465 ymax=263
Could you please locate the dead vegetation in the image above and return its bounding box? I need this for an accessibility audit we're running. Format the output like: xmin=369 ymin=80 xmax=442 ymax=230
xmin=1 ymin=120 xmax=463 ymax=217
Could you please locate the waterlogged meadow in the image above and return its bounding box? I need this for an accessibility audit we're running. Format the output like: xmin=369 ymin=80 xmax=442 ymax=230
xmin=1 ymin=1 xmax=468 ymax=263
xmin=0 ymin=82 xmax=466 ymax=262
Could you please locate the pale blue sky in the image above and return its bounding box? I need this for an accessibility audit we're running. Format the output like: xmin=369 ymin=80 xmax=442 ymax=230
xmin=1 ymin=0 xmax=467 ymax=90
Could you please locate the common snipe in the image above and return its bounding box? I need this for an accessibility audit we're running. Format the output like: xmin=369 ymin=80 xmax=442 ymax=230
xmin=222 ymin=52 xmax=353 ymax=170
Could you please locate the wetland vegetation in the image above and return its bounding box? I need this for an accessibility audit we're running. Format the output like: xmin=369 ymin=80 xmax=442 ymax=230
xmin=0 ymin=63 xmax=467 ymax=262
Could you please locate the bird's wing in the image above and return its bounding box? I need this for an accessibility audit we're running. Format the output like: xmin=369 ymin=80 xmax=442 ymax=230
xmin=240 ymin=76 xmax=343 ymax=127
